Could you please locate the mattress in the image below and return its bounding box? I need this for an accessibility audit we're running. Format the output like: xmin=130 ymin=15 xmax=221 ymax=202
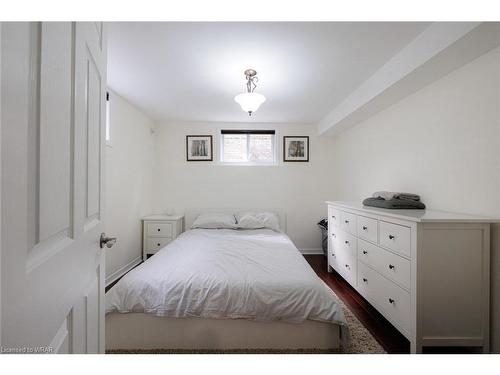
xmin=106 ymin=228 xmax=348 ymax=339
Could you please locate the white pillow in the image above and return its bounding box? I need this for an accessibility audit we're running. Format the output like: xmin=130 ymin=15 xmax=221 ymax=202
xmin=191 ymin=213 xmax=237 ymax=229
xmin=236 ymin=211 xmax=281 ymax=232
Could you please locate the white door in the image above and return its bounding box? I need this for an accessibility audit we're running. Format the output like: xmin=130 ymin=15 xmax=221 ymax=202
xmin=1 ymin=22 xmax=108 ymax=354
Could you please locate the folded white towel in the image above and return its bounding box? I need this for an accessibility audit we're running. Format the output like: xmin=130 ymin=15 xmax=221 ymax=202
xmin=372 ymin=191 xmax=420 ymax=201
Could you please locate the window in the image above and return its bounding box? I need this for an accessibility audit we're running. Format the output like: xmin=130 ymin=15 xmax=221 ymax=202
xmin=105 ymin=92 xmax=111 ymax=146
xmin=220 ymin=130 xmax=276 ymax=165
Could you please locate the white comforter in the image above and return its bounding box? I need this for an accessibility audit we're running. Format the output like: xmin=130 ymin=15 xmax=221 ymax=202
xmin=106 ymin=229 xmax=348 ymax=337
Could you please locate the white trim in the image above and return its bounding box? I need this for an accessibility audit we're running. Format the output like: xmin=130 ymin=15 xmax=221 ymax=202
xmin=318 ymin=22 xmax=500 ymax=136
xmin=299 ymin=248 xmax=324 ymax=255
xmin=105 ymin=256 xmax=142 ymax=287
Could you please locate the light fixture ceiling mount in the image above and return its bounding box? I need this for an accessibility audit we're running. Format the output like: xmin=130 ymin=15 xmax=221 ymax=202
xmin=234 ymin=69 xmax=266 ymax=116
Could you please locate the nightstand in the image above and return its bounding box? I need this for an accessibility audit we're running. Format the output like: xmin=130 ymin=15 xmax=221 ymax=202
xmin=142 ymin=215 xmax=184 ymax=260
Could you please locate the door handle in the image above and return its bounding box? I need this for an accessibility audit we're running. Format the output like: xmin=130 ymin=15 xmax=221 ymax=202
xmin=100 ymin=233 xmax=117 ymax=249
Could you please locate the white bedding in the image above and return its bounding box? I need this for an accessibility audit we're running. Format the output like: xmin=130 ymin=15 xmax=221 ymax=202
xmin=106 ymin=228 xmax=348 ymax=341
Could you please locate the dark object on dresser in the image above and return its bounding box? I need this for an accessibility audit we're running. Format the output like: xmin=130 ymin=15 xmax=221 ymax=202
xmin=363 ymin=197 xmax=426 ymax=209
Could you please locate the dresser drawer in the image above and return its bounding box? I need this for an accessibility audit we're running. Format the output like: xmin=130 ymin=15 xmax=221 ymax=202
xmin=340 ymin=211 xmax=357 ymax=235
xmin=330 ymin=227 xmax=340 ymax=248
xmin=379 ymin=221 xmax=411 ymax=257
xmin=357 ymin=261 xmax=410 ymax=335
xmin=357 ymin=239 xmax=411 ymax=290
xmin=330 ymin=208 xmax=341 ymax=228
xmin=337 ymin=230 xmax=357 ymax=257
xmin=357 ymin=215 xmax=378 ymax=243
xmin=327 ymin=243 xmax=339 ymax=272
xmin=147 ymin=222 xmax=173 ymax=237
xmin=145 ymin=237 xmax=172 ymax=253
xmin=336 ymin=251 xmax=357 ymax=286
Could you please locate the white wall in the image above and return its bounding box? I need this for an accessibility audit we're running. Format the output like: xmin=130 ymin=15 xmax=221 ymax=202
xmin=105 ymin=90 xmax=155 ymax=284
xmin=152 ymin=122 xmax=336 ymax=252
xmin=328 ymin=47 xmax=500 ymax=351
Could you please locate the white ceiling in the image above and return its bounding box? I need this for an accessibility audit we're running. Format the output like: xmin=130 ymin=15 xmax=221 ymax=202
xmin=107 ymin=22 xmax=430 ymax=123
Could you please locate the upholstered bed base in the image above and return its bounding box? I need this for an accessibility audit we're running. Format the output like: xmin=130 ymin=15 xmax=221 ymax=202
xmin=106 ymin=313 xmax=340 ymax=350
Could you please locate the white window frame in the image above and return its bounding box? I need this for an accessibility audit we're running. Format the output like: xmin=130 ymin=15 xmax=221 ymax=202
xmin=218 ymin=129 xmax=278 ymax=166
xmin=105 ymin=91 xmax=112 ymax=147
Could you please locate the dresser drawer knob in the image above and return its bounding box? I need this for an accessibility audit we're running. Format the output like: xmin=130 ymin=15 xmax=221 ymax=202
xmin=344 ymin=220 xmax=349 ymax=224
xmin=362 ymin=278 xmax=368 ymax=283
xmin=157 ymin=243 xmax=161 ymax=246
xmin=362 ymin=226 xmax=368 ymax=230
xmin=345 ymin=264 xmax=350 ymax=269
xmin=389 ymin=264 xmax=395 ymax=270
xmin=331 ymin=253 xmax=336 ymax=257
xmin=157 ymin=228 xmax=161 ymax=232
xmin=332 ymin=234 xmax=336 ymax=238
xmin=389 ymin=298 xmax=395 ymax=304
xmin=344 ymin=240 xmax=349 ymax=245
xmin=362 ymin=250 xmax=368 ymax=255
xmin=332 ymin=215 xmax=336 ymax=219
xmin=388 ymin=234 xmax=395 ymax=240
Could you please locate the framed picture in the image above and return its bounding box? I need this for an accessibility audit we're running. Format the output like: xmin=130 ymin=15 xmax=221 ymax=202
xmin=283 ymin=136 xmax=309 ymax=162
xmin=186 ymin=135 xmax=213 ymax=161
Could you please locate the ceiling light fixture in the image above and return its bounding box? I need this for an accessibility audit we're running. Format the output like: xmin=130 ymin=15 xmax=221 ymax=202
xmin=234 ymin=69 xmax=266 ymax=116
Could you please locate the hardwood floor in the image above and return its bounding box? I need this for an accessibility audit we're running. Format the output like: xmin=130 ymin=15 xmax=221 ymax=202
xmin=304 ymin=254 xmax=411 ymax=353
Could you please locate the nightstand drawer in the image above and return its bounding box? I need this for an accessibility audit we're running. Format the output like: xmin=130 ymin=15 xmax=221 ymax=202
xmin=145 ymin=237 xmax=172 ymax=253
xmin=147 ymin=222 xmax=173 ymax=237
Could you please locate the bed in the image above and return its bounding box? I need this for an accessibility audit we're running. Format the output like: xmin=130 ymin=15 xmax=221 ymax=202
xmin=105 ymin=211 xmax=348 ymax=351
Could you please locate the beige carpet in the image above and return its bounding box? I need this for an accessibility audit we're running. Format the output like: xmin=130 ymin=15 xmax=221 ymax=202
xmin=337 ymin=295 xmax=386 ymax=354
xmin=106 ymin=293 xmax=386 ymax=354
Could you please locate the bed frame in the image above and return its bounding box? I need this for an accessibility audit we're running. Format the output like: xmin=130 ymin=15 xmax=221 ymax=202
xmin=106 ymin=208 xmax=342 ymax=351
xmin=106 ymin=314 xmax=340 ymax=351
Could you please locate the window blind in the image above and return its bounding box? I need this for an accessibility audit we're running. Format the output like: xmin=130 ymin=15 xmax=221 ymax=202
xmin=221 ymin=129 xmax=275 ymax=135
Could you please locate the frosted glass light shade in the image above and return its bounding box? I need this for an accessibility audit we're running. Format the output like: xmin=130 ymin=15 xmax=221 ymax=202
xmin=234 ymin=92 xmax=266 ymax=114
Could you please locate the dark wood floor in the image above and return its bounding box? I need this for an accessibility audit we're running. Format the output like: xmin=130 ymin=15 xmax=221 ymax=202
xmin=304 ymin=254 xmax=410 ymax=353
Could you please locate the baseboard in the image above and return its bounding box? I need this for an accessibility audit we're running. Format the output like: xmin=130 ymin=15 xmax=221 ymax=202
xmin=299 ymin=248 xmax=324 ymax=255
xmin=105 ymin=256 xmax=142 ymax=287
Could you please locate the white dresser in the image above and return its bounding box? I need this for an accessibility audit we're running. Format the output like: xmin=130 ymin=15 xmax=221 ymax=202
xmin=142 ymin=215 xmax=184 ymax=261
xmin=326 ymin=201 xmax=495 ymax=353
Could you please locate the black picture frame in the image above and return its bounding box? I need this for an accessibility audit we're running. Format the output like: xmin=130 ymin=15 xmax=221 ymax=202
xmin=283 ymin=136 xmax=309 ymax=162
xmin=186 ymin=135 xmax=213 ymax=161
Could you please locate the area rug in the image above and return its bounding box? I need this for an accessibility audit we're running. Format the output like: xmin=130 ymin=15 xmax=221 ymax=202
xmin=106 ymin=292 xmax=386 ymax=354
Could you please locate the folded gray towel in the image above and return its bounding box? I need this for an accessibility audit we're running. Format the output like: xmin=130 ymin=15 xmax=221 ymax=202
xmin=363 ymin=197 xmax=426 ymax=209
xmin=372 ymin=191 xmax=421 ymax=201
